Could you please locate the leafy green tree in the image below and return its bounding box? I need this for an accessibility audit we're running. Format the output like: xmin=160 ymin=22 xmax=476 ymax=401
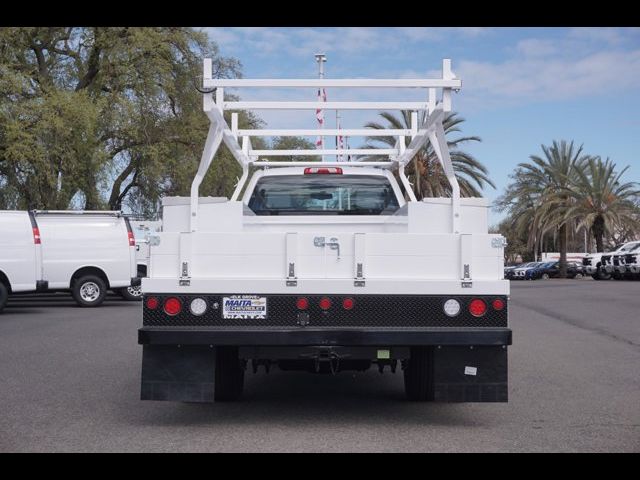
xmin=0 ymin=27 xmax=246 ymax=214
xmin=562 ymin=157 xmax=640 ymax=252
xmin=262 ymin=136 xmax=320 ymax=163
xmin=497 ymin=140 xmax=587 ymax=277
xmin=362 ymin=110 xmax=494 ymax=198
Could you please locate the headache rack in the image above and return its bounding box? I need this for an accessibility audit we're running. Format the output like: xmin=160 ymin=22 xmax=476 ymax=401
xmin=192 ymin=58 xmax=463 ymax=233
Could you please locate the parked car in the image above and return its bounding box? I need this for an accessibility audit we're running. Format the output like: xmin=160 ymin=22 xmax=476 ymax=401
xmin=34 ymin=210 xmax=139 ymax=307
xmin=0 ymin=211 xmax=48 ymax=313
xmin=511 ymin=262 xmax=542 ymax=280
xmin=525 ymin=261 xmax=584 ymax=280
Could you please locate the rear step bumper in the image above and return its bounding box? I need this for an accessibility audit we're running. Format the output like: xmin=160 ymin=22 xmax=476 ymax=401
xmin=138 ymin=327 xmax=512 ymax=346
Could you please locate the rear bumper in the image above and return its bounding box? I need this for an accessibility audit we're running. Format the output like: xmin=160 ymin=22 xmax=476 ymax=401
xmin=138 ymin=326 xmax=512 ymax=347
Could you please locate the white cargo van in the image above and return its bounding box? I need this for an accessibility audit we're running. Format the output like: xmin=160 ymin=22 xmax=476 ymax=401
xmin=119 ymin=219 xmax=162 ymax=301
xmin=34 ymin=211 xmax=138 ymax=307
xmin=0 ymin=211 xmax=48 ymax=313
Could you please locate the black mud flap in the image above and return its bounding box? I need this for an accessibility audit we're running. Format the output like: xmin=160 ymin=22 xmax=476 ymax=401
xmin=433 ymin=346 xmax=508 ymax=402
xmin=141 ymin=345 xmax=216 ymax=402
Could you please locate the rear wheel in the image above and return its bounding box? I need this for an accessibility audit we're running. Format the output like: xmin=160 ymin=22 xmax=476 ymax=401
xmin=541 ymin=273 xmax=550 ymax=280
xmin=71 ymin=275 xmax=107 ymax=307
xmin=0 ymin=282 xmax=8 ymax=313
xmin=404 ymin=347 xmax=434 ymax=401
xmin=214 ymin=347 xmax=245 ymax=401
xmin=117 ymin=285 xmax=142 ymax=301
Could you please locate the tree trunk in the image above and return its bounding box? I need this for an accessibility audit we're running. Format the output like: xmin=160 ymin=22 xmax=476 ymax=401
xmin=593 ymin=215 xmax=605 ymax=252
xmin=559 ymin=223 xmax=567 ymax=278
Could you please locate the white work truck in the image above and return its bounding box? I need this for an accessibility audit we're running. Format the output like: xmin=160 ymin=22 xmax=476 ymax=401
xmin=0 ymin=210 xmax=48 ymax=313
xmin=138 ymin=59 xmax=511 ymax=402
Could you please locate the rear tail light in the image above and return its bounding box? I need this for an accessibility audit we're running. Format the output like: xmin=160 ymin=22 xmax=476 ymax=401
xmin=163 ymin=297 xmax=182 ymax=316
xmin=32 ymin=227 xmax=41 ymax=244
xmin=296 ymin=297 xmax=309 ymax=310
xmin=127 ymin=231 xmax=135 ymax=247
xmin=469 ymin=299 xmax=487 ymax=317
xmin=146 ymin=297 xmax=159 ymax=310
xmin=319 ymin=297 xmax=332 ymax=310
xmin=342 ymin=297 xmax=354 ymax=310
xmin=492 ymin=298 xmax=505 ymax=311
xmin=304 ymin=167 xmax=343 ymax=175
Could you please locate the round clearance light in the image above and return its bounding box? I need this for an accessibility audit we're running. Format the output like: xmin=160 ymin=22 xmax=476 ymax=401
xmin=296 ymin=297 xmax=309 ymax=310
xmin=443 ymin=299 xmax=461 ymax=317
xmin=342 ymin=297 xmax=355 ymax=310
xmin=469 ymin=299 xmax=487 ymax=317
xmin=319 ymin=297 xmax=332 ymax=310
xmin=190 ymin=298 xmax=207 ymax=316
xmin=492 ymin=298 xmax=505 ymax=311
xmin=146 ymin=297 xmax=159 ymax=310
xmin=163 ymin=297 xmax=182 ymax=316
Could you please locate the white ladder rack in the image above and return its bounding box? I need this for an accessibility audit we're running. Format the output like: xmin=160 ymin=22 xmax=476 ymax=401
xmin=190 ymin=58 xmax=463 ymax=234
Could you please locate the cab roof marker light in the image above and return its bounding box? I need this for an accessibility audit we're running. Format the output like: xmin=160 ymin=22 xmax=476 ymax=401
xmin=304 ymin=167 xmax=343 ymax=175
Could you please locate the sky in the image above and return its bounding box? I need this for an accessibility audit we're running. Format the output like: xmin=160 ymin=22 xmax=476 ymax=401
xmin=202 ymin=27 xmax=640 ymax=225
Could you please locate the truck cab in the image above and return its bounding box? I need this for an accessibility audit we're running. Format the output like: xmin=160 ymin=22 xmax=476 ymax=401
xmin=138 ymin=59 xmax=511 ymax=403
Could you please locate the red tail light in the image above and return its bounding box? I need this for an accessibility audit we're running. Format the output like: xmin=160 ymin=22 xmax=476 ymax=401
xmin=319 ymin=297 xmax=332 ymax=310
xmin=296 ymin=297 xmax=309 ymax=310
xmin=32 ymin=227 xmax=41 ymax=245
xmin=146 ymin=297 xmax=159 ymax=310
xmin=163 ymin=297 xmax=182 ymax=316
xmin=492 ymin=299 xmax=505 ymax=311
xmin=342 ymin=298 xmax=354 ymax=310
xmin=304 ymin=167 xmax=343 ymax=175
xmin=127 ymin=231 xmax=135 ymax=247
xmin=469 ymin=299 xmax=487 ymax=317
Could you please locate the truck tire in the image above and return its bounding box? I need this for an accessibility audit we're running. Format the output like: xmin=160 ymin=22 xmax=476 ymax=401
xmin=71 ymin=275 xmax=107 ymax=307
xmin=592 ymin=266 xmax=611 ymax=280
xmin=214 ymin=347 xmax=245 ymax=401
xmin=0 ymin=282 xmax=8 ymax=313
xmin=404 ymin=347 xmax=434 ymax=401
xmin=117 ymin=285 xmax=142 ymax=301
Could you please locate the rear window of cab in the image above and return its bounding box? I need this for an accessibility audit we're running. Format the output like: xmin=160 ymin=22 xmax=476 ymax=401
xmin=247 ymin=174 xmax=400 ymax=216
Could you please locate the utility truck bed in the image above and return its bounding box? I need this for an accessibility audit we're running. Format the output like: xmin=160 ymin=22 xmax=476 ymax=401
xmin=138 ymin=59 xmax=511 ymax=403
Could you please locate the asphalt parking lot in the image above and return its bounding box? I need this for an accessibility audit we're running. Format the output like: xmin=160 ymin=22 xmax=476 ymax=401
xmin=1 ymin=279 xmax=638 ymax=452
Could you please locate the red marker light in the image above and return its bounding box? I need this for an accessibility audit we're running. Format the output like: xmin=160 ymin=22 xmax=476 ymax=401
xmin=342 ymin=298 xmax=354 ymax=310
xmin=319 ymin=297 xmax=332 ymax=310
xmin=32 ymin=227 xmax=41 ymax=245
xmin=469 ymin=299 xmax=487 ymax=317
xmin=304 ymin=167 xmax=343 ymax=175
xmin=127 ymin=231 xmax=135 ymax=247
xmin=492 ymin=299 xmax=505 ymax=311
xmin=146 ymin=297 xmax=159 ymax=310
xmin=296 ymin=297 xmax=309 ymax=310
xmin=163 ymin=297 xmax=182 ymax=316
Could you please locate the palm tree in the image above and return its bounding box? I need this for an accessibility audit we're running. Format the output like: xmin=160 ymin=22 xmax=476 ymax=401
xmin=362 ymin=111 xmax=494 ymax=198
xmin=563 ymin=157 xmax=640 ymax=252
xmin=497 ymin=140 xmax=587 ymax=277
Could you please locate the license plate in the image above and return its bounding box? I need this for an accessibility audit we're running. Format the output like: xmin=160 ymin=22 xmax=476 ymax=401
xmin=222 ymin=295 xmax=267 ymax=319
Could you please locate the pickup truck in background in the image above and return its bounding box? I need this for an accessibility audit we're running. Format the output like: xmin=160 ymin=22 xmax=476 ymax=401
xmin=611 ymin=242 xmax=640 ymax=279
xmin=585 ymin=241 xmax=640 ymax=280
xmin=138 ymin=59 xmax=511 ymax=403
